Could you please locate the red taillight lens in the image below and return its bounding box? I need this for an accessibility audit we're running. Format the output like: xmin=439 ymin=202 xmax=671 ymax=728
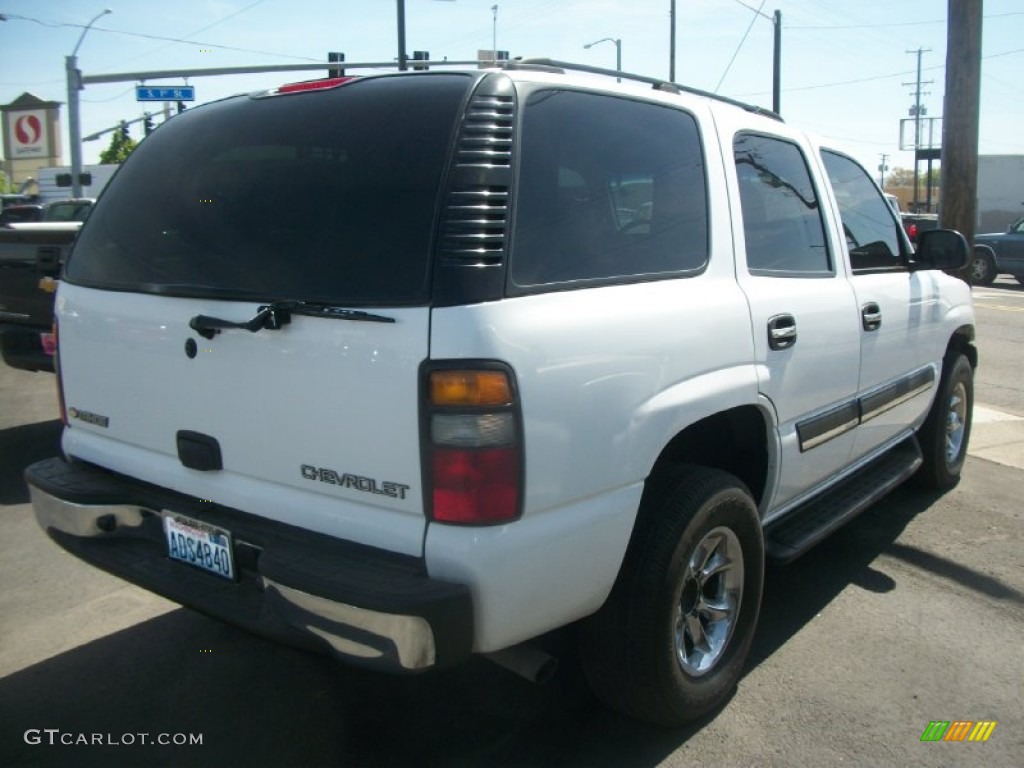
xmin=277 ymin=76 xmax=357 ymax=94
xmin=908 ymin=223 xmax=918 ymax=239
xmin=432 ymin=448 xmax=519 ymax=523
xmin=425 ymin=367 xmax=522 ymax=525
xmin=53 ymin=320 xmax=67 ymax=425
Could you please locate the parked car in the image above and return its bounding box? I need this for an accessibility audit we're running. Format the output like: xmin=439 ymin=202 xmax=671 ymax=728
xmin=0 ymin=223 xmax=79 ymax=372
xmin=972 ymin=217 xmax=1024 ymax=285
xmin=0 ymin=204 xmax=44 ymax=227
xmin=901 ymin=212 xmax=939 ymax=244
xmin=26 ymin=60 xmax=974 ymax=726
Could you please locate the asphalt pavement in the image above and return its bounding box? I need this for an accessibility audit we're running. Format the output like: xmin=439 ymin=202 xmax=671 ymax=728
xmin=0 ymin=278 xmax=1021 ymax=768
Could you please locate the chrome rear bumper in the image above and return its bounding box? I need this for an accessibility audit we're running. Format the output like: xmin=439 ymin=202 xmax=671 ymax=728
xmin=27 ymin=457 xmax=473 ymax=672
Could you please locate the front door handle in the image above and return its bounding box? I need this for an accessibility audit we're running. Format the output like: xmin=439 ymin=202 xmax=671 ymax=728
xmin=768 ymin=313 xmax=797 ymax=350
xmin=862 ymin=302 xmax=882 ymax=332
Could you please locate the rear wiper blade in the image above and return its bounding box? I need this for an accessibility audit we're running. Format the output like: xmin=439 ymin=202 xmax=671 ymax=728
xmin=189 ymin=300 xmax=394 ymax=339
xmin=285 ymin=302 xmax=396 ymax=324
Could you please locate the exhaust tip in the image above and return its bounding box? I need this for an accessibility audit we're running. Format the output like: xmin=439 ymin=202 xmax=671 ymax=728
xmin=484 ymin=644 xmax=559 ymax=685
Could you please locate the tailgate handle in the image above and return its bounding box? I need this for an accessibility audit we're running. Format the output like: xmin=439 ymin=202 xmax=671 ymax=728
xmin=177 ymin=430 xmax=223 ymax=472
xmin=189 ymin=306 xmax=292 ymax=339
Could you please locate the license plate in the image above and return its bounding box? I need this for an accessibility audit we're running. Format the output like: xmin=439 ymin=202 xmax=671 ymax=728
xmin=163 ymin=514 xmax=235 ymax=580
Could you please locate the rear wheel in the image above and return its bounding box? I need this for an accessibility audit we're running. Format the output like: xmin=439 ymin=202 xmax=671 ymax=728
xmin=579 ymin=466 xmax=764 ymax=726
xmin=969 ymin=249 xmax=997 ymax=286
xmin=916 ymin=353 xmax=973 ymax=490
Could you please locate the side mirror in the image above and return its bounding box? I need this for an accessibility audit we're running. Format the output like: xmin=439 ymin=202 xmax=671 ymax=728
xmin=913 ymin=229 xmax=969 ymax=271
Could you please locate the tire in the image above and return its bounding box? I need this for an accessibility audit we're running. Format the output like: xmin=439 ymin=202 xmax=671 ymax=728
xmin=579 ymin=466 xmax=764 ymax=726
xmin=969 ymin=249 xmax=997 ymax=286
xmin=916 ymin=353 xmax=973 ymax=490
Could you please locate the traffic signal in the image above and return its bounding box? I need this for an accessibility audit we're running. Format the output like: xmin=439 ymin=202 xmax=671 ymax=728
xmin=328 ymin=51 xmax=345 ymax=78
xmin=176 ymin=101 xmax=186 ymax=114
xmin=143 ymin=113 xmax=155 ymax=136
xmin=119 ymin=121 xmax=130 ymax=140
xmin=412 ymin=50 xmax=429 ymax=71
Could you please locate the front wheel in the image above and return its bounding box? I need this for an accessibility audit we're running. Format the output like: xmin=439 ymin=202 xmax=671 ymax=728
xmin=916 ymin=353 xmax=973 ymax=490
xmin=579 ymin=466 xmax=764 ymax=726
xmin=969 ymin=249 xmax=997 ymax=286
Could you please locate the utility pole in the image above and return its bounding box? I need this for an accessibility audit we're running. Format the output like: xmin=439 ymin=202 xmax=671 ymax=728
xmin=669 ymin=0 xmax=676 ymax=82
xmin=903 ymin=47 xmax=932 ymax=212
xmin=878 ymin=153 xmax=890 ymax=188
xmin=940 ymin=0 xmax=983 ymax=272
xmin=772 ymin=10 xmax=782 ymax=114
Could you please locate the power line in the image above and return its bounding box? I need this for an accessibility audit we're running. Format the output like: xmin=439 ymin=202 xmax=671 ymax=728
xmin=789 ymin=10 xmax=1024 ymax=29
xmin=1 ymin=12 xmax=320 ymax=63
xmin=716 ymin=0 xmax=767 ymax=93
xmin=93 ymin=0 xmax=270 ymax=72
xmin=735 ymin=47 xmax=1024 ymax=98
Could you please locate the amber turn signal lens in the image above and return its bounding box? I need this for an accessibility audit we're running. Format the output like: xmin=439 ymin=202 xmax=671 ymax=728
xmin=430 ymin=370 xmax=511 ymax=407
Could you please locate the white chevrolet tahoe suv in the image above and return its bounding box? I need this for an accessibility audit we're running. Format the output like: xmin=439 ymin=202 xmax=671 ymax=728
xmin=27 ymin=59 xmax=975 ymax=726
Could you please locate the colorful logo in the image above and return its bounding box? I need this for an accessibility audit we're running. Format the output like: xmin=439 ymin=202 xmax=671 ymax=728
xmin=921 ymin=721 xmax=997 ymax=742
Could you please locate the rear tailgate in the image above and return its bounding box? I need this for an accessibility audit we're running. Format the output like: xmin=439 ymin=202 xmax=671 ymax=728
xmin=58 ymin=286 xmax=429 ymax=555
xmin=56 ymin=73 xmax=477 ymax=557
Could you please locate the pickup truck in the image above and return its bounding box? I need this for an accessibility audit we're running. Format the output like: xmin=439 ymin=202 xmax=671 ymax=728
xmin=0 ymin=223 xmax=79 ymax=372
xmin=901 ymin=212 xmax=939 ymax=243
xmin=0 ymin=198 xmax=94 ymax=228
xmin=972 ymin=217 xmax=1024 ymax=285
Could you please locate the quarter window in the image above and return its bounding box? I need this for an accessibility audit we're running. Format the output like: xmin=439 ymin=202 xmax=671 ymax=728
xmin=510 ymin=89 xmax=708 ymax=288
xmin=734 ymin=133 xmax=831 ymax=275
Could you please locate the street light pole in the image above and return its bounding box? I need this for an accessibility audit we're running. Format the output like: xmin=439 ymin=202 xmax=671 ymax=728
xmin=396 ymin=0 xmax=408 ymax=71
xmin=491 ymin=5 xmax=498 ymax=66
xmin=583 ymin=37 xmax=622 ymax=82
xmin=67 ymin=8 xmax=111 ymax=199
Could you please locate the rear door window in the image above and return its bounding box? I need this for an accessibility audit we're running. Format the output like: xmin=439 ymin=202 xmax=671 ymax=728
xmin=510 ymin=89 xmax=708 ymax=289
xmin=734 ymin=133 xmax=831 ymax=275
xmin=66 ymin=75 xmax=472 ymax=305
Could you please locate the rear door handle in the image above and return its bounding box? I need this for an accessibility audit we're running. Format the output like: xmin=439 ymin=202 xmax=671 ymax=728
xmin=861 ymin=302 xmax=882 ymax=332
xmin=768 ymin=313 xmax=797 ymax=350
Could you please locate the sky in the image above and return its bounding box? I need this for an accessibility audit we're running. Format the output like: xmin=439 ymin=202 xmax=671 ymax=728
xmin=1 ymin=0 xmax=1022 ymax=176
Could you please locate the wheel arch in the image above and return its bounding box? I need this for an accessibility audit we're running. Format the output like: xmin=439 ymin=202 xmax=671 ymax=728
xmin=947 ymin=324 xmax=978 ymax=370
xmin=646 ymin=405 xmax=771 ymax=512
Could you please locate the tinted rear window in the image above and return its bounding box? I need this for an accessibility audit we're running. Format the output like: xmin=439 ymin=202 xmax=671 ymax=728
xmin=67 ymin=75 xmax=471 ymax=305
xmin=510 ymin=89 xmax=707 ymax=289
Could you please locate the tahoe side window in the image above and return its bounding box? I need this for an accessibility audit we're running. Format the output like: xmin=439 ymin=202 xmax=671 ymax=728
xmin=510 ymin=89 xmax=708 ymax=289
xmin=821 ymin=149 xmax=906 ymax=272
xmin=734 ymin=133 xmax=831 ymax=275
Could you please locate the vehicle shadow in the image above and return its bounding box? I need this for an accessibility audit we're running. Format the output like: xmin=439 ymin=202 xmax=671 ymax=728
xmin=0 ymin=483 xmax=952 ymax=768
xmin=0 ymin=419 xmax=62 ymax=505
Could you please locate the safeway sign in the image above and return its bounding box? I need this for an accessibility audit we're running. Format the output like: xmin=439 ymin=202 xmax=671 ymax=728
xmin=8 ymin=109 xmax=48 ymax=158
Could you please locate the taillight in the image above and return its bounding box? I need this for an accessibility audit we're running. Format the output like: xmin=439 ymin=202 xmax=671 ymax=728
xmin=53 ymin=319 xmax=67 ymax=425
xmin=425 ymin=366 xmax=522 ymax=525
xmin=907 ymin=223 xmax=918 ymax=240
xmin=276 ymin=76 xmax=357 ymax=94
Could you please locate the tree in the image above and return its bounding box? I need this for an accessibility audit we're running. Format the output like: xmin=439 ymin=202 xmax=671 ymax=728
xmin=99 ymin=125 xmax=137 ymax=164
xmin=887 ymin=167 xmax=917 ymax=187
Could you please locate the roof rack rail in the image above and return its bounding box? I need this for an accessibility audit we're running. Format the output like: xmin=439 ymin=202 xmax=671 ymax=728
xmin=506 ymin=57 xmax=782 ymax=122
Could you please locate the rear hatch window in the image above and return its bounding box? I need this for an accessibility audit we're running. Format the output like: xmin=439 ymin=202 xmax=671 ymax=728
xmin=66 ymin=74 xmax=473 ymax=304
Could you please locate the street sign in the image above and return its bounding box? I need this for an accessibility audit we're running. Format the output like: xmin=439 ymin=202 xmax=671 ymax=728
xmin=136 ymin=85 xmax=195 ymax=102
